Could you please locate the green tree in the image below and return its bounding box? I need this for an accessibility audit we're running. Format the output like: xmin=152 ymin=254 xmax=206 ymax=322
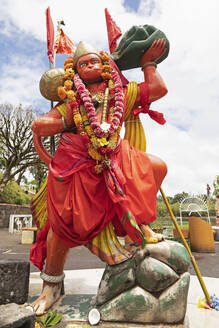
xmin=206 ymin=198 xmax=216 ymax=216
xmin=157 ymin=201 xmax=168 ymax=217
xmin=29 ymin=160 xmax=48 ymax=192
xmin=157 ymin=194 xmax=173 ymax=203
xmin=0 ymin=173 xmax=32 ymax=205
xmin=157 ymin=195 xmax=163 ymax=202
xmin=172 ymin=192 xmax=190 ymax=204
xmin=0 ymin=104 xmax=41 ymax=195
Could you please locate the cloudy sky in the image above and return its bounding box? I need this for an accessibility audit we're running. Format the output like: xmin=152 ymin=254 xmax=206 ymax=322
xmin=0 ymin=0 xmax=218 ymax=196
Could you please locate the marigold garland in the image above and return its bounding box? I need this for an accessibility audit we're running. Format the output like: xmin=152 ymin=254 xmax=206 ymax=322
xmin=64 ymin=80 xmax=73 ymax=90
xmin=64 ymin=63 xmax=74 ymax=70
xmin=57 ymin=87 xmax=67 ymax=100
xmin=73 ymin=68 xmax=124 ymax=139
xmin=76 ymin=104 xmax=121 ymax=160
xmin=66 ymin=90 xmax=76 ymax=101
xmin=100 ymin=51 xmax=112 ymax=81
xmin=64 ymin=69 xmax=75 ymax=80
xmin=102 ymin=72 xmax=112 ymax=80
xmin=102 ymin=64 xmax=112 ymax=72
xmin=58 ymin=56 xmax=76 ymax=101
xmin=100 ymin=51 xmax=110 ymax=61
xmin=64 ymin=56 xmax=74 ymax=65
xmin=58 ymin=53 xmax=123 ymax=162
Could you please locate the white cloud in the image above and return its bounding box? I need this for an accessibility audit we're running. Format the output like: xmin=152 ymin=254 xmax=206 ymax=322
xmin=143 ymin=119 xmax=219 ymax=196
xmin=0 ymin=54 xmax=47 ymax=107
xmin=0 ymin=0 xmax=218 ymax=196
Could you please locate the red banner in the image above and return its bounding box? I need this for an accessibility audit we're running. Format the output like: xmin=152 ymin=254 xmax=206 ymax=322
xmin=45 ymin=7 xmax=54 ymax=64
xmin=105 ymin=8 xmax=122 ymax=54
xmin=54 ymin=29 xmax=76 ymax=54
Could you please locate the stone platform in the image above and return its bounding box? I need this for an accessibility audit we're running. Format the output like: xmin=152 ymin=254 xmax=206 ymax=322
xmin=0 ymin=303 xmax=35 ymax=328
xmin=30 ymin=241 xmax=191 ymax=327
xmin=30 ymin=294 xmax=189 ymax=327
xmin=62 ymin=321 xmax=189 ymax=328
xmin=29 ymin=269 xmax=219 ymax=328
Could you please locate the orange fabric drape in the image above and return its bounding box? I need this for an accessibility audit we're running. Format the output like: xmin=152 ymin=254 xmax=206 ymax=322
xmin=46 ymin=133 xmax=157 ymax=248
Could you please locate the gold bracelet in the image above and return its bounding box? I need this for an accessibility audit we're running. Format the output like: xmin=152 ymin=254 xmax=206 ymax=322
xmin=61 ymin=116 xmax=69 ymax=130
xmin=141 ymin=61 xmax=157 ymax=71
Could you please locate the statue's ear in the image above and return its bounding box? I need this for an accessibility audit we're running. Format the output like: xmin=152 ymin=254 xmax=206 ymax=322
xmin=111 ymin=24 xmax=170 ymax=71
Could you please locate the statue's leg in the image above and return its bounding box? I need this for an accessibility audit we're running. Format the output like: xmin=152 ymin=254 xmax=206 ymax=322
xmin=147 ymin=153 xmax=167 ymax=192
xmin=140 ymin=154 xmax=168 ymax=242
xmin=32 ymin=228 xmax=70 ymax=315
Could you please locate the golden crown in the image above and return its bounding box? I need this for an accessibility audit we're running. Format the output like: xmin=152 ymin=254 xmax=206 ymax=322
xmin=74 ymin=41 xmax=100 ymax=67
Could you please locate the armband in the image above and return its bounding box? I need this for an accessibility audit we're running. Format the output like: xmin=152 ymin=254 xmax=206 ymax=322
xmin=141 ymin=62 xmax=157 ymax=71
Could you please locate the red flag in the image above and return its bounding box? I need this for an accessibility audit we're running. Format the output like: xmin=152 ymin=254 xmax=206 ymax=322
xmin=105 ymin=8 xmax=122 ymax=54
xmin=54 ymin=29 xmax=76 ymax=54
xmin=45 ymin=7 xmax=54 ymax=64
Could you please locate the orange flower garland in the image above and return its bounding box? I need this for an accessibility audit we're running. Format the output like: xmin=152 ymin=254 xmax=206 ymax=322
xmin=100 ymin=51 xmax=112 ymax=81
xmin=74 ymin=68 xmax=124 ymax=139
xmin=58 ymin=57 xmax=75 ymax=102
xmin=64 ymin=80 xmax=73 ymax=90
xmin=58 ymin=53 xmax=123 ymax=162
xmin=57 ymin=87 xmax=67 ymax=100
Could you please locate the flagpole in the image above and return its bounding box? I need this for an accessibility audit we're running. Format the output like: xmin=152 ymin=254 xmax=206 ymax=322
xmin=45 ymin=9 xmax=75 ymax=155
xmin=49 ymin=61 xmax=55 ymax=155
xmin=53 ymin=21 xmax=62 ymax=68
xmin=49 ymin=20 xmax=60 ymax=155
xmin=50 ymin=20 xmax=65 ymax=155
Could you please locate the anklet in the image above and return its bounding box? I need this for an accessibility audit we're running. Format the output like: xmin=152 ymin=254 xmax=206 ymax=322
xmin=40 ymin=271 xmax=65 ymax=283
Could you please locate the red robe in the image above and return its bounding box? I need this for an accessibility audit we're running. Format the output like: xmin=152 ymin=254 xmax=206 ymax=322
xmin=47 ymin=133 xmax=157 ymax=248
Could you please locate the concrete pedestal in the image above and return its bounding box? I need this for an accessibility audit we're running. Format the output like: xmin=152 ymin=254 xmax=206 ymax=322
xmin=28 ymin=294 xmax=189 ymax=327
xmin=21 ymin=227 xmax=37 ymax=244
xmin=0 ymin=303 xmax=35 ymax=328
xmin=0 ymin=260 xmax=30 ymax=304
xmin=28 ymin=269 xmax=219 ymax=328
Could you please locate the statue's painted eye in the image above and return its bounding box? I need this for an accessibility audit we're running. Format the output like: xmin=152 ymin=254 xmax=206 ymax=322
xmin=80 ymin=63 xmax=87 ymax=68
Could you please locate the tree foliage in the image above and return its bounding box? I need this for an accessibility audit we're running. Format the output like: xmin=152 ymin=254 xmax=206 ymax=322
xmin=0 ymin=104 xmax=42 ymax=193
xmin=156 ymin=194 xmax=216 ymax=219
xmin=171 ymin=192 xmax=190 ymax=204
xmin=29 ymin=160 xmax=48 ymax=192
xmin=0 ymin=173 xmax=32 ymax=205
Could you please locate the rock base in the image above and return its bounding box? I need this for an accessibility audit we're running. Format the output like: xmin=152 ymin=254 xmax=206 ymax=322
xmin=96 ymin=240 xmax=191 ymax=324
xmin=0 ymin=303 xmax=35 ymax=328
xmin=0 ymin=260 xmax=30 ymax=304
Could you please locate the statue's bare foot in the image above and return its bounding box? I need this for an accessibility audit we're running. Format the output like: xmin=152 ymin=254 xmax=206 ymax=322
xmin=31 ymin=282 xmax=62 ymax=315
xmin=124 ymin=224 xmax=164 ymax=247
xmin=140 ymin=224 xmax=164 ymax=243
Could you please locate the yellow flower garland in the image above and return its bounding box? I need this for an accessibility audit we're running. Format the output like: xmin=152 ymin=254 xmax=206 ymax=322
xmin=58 ymin=54 xmax=121 ymax=162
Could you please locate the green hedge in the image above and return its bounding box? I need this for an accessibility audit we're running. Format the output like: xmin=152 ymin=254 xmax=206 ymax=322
xmin=1 ymin=180 xmax=32 ymax=205
xmin=156 ymin=199 xmax=216 ymax=218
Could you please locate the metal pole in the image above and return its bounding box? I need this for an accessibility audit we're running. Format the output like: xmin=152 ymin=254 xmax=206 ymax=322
xmin=160 ymin=187 xmax=211 ymax=306
xmin=49 ymin=20 xmax=62 ymax=156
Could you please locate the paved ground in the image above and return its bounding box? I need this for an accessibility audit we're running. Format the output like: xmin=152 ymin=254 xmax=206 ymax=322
xmin=0 ymin=228 xmax=219 ymax=277
xmin=0 ymin=229 xmax=104 ymax=272
xmin=28 ymin=271 xmax=219 ymax=328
